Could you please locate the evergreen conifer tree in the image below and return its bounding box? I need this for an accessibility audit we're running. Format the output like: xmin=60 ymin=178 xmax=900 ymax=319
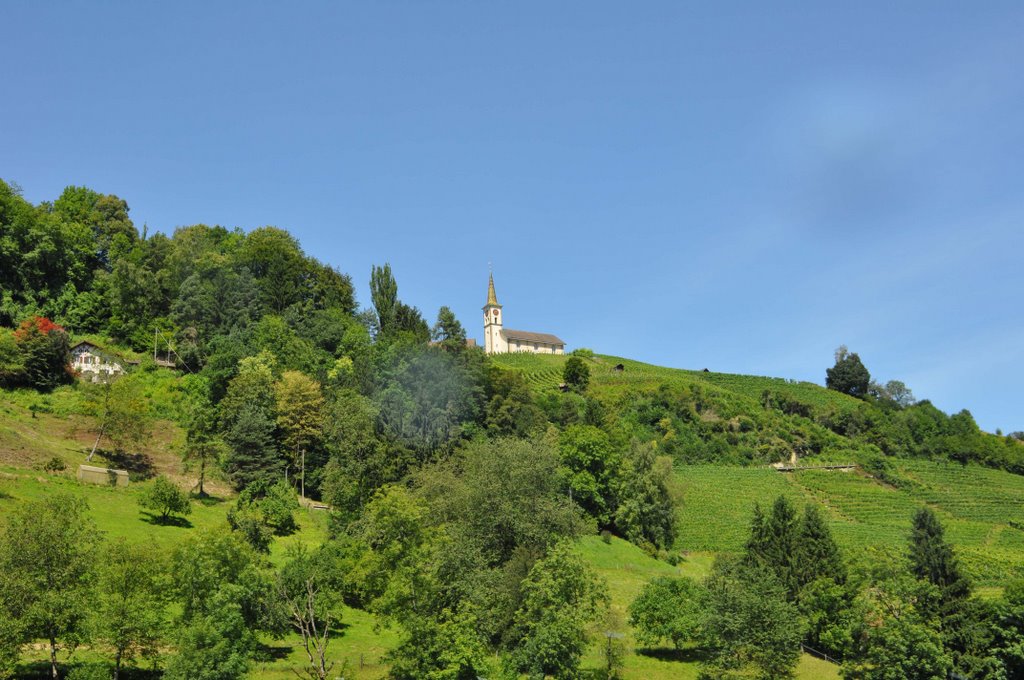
xmin=796 ymin=504 xmax=846 ymax=588
xmin=909 ymin=507 xmax=970 ymax=608
xmin=219 ymin=353 xmax=282 ymax=489
xmin=222 ymin=402 xmax=281 ymax=489
xmin=744 ymin=503 xmax=769 ymax=560
xmin=908 ymin=506 xmax=974 ymax=671
xmin=746 ymin=496 xmax=801 ymax=598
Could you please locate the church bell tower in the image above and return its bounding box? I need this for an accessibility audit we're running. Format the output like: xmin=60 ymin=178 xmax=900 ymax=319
xmin=483 ymin=272 xmax=505 ymax=354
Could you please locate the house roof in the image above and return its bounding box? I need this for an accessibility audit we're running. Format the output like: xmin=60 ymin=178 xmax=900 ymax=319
xmin=71 ymin=340 xmax=142 ymax=366
xmin=71 ymin=340 xmax=121 ymax=360
xmin=500 ymin=329 xmax=565 ymax=345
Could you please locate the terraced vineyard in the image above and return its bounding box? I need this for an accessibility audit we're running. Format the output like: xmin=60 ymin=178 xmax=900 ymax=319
xmin=492 ymin=352 xmax=861 ymax=414
xmin=691 ymin=370 xmax=861 ymax=413
xmin=676 ymin=463 xmax=1024 ymax=586
xmin=788 ymin=468 xmax=924 ymax=552
xmin=489 ymin=352 xmax=567 ymax=391
xmin=489 ymin=352 xmax=1024 ymax=586
xmin=675 ymin=465 xmax=806 ymax=551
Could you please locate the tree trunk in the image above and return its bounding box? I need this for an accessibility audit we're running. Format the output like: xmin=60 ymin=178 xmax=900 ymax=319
xmin=49 ymin=637 xmax=58 ymax=680
xmin=114 ymin=649 xmax=122 ymax=680
xmin=198 ymin=455 xmax=206 ymax=497
xmin=87 ymin=421 xmax=105 ymax=462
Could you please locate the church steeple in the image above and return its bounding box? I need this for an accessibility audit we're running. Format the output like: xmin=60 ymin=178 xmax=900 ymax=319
xmin=483 ymin=271 xmax=505 ymax=354
xmin=486 ymin=272 xmax=500 ymax=308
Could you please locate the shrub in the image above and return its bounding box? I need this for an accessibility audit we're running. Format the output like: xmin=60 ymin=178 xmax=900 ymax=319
xmin=66 ymin=664 xmax=112 ymax=680
xmin=229 ymin=478 xmax=299 ymax=551
xmin=226 ymin=507 xmax=273 ymax=553
xmin=570 ymin=348 xmax=595 ymax=359
xmin=139 ymin=476 xmax=193 ymax=523
xmin=563 ymin=357 xmax=590 ymax=393
xmin=43 ymin=456 xmax=67 ymax=473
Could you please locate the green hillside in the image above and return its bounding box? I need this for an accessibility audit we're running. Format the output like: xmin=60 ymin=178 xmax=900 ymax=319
xmin=0 ymin=460 xmax=835 ymax=680
xmin=4 ymin=178 xmax=1022 ymax=680
xmin=4 ymin=349 xmax=1022 ymax=676
xmin=495 ymin=352 xmax=1024 ymax=588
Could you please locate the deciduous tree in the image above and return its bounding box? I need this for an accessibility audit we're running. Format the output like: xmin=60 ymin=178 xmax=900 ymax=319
xmin=274 ymin=371 xmax=325 ymax=498
xmin=507 ymin=541 xmax=609 ymax=679
xmin=369 ymin=263 xmax=398 ymax=339
xmin=826 ymin=345 xmax=871 ymax=398
xmin=13 ymin=316 xmax=72 ymax=390
xmin=139 ymin=477 xmax=193 ymax=524
xmin=563 ymin=355 xmax=590 ymax=392
xmin=614 ymin=441 xmax=679 ymax=550
xmin=93 ymin=540 xmax=166 ymax=680
xmin=275 ymin=547 xmax=343 ymax=680
xmin=0 ymin=494 xmax=100 ymax=680
xmin=700 ymin=559 xmax=804 ymax=680
xmin=629 ymin=576 xmax=703 ymax=650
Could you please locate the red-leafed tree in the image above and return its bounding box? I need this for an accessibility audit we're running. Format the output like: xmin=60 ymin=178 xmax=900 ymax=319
xmin=13 ymin=316 xmax=73 ymax=390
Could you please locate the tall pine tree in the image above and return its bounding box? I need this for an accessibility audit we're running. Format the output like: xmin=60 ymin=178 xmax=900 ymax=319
xmin=796 ymin=504 xmax=846 ymax=588
xmin=908 ymin=506 xmax=974 ymax=672
xmin=909 ymin=507 xmax=970 ymax=608
xmin=746 ymin=496 xmax=800 ymax=597
xmin=220 ymin=353 xmax=281 ymax=489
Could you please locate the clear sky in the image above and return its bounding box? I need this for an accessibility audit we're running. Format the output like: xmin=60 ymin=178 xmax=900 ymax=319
xmin=3 ymin=2 xmax=1022 ymax=433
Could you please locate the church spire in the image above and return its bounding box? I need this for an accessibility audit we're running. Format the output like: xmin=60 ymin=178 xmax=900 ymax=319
xmin=486 ymin=272 xmax=500 ymax=307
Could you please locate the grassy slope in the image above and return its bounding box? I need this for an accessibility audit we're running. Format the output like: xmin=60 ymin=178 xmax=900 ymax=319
xmin=579 ymin=535 xmax=837 ymax=679
xmin=494 ymin=352 xmax=1024 ymax=588
xmin=0 ymin=468 xmax=399 ymax=679
xmin=11 ymin=349 xmax=1022 ymax=677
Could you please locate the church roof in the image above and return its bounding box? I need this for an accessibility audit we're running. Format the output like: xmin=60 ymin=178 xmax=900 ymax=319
xmin=485 ymin=273 xmax=501 ymax=307
xmin=501 ymin=329 xmax=565 ymax=345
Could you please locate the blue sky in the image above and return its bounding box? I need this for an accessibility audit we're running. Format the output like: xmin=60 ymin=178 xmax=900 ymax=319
xmin=3 ymin=2 xmax=1022 ymax=432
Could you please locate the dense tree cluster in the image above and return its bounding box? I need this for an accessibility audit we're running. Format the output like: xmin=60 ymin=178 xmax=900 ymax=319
xmin=0 ymin=180 xmax=681 ymax=678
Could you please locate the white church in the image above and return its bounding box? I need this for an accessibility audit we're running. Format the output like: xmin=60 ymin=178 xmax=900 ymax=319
xmin=483 ymin=273 xmax=565 ymax=355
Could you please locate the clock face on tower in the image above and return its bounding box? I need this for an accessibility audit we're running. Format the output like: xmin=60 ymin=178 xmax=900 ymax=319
xmin=493 ymin=309 xmax=499 ymax=316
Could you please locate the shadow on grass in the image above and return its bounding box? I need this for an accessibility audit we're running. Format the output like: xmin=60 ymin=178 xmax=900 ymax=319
xmin=256 ymin=641 xmax=294 ymax=662
xmin=255 ymin=623 xmax=353 ymax=665
xmin=194 ymin=493 xmax=229 ymax=507
xmin=139 ymin=511 xmax=194 ymax=528
xmin=86 ymin=448 xmax=156 ymax=481
xmin=635 ymin=646 xmax=709 ymax=663
xmin=104 ymin=450 xmax=156 ymax=480
xmin=16 ymin=662 xmax=163 ymax=680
